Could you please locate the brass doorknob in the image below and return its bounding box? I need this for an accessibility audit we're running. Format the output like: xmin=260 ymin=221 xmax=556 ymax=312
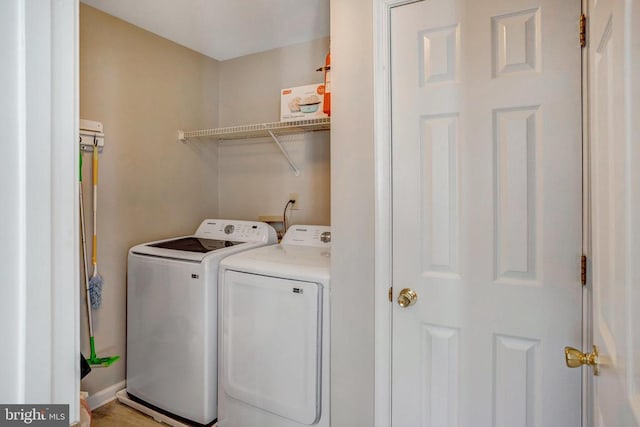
xmin=398 ymin=288 xmax=418 ymax=307
xmin=564 ymin=345 xmax=600 ymax=376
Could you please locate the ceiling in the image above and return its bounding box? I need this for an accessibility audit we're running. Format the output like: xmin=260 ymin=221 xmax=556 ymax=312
xmin=81 ymin=0 xmax=330 ymax=61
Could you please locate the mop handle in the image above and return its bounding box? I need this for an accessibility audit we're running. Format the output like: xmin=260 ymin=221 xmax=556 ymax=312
xmin=79 ymin=153 xmax=94 ymax=338
xmin=92 ymin=144 xmax=98 ymax=267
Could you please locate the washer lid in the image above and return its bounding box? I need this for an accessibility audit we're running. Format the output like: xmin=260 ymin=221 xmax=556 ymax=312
xmin=128 ymin=219 xmax=277 ymax=262
xmin=130 ymin=237 xmax=259 ymax=262
xmin=148 ymin=237 xmax=243 ymax=253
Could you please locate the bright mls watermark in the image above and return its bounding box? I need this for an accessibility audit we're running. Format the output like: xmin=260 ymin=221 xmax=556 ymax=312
xmin=0 ymin=405 xmax=68 ymax=426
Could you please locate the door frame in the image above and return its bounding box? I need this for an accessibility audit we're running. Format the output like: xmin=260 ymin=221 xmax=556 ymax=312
xmin=584 ymin=0 xmax=640 ymax=423
xmin=372 ymin=1 xmax=421 ymax=427
xmin=0 ymin=0 xmax=79 ymax=420
xmin=371 ymin=1 xmax=590 ymax=426
xmin=580 ymin=2 xmax=593 ymax=427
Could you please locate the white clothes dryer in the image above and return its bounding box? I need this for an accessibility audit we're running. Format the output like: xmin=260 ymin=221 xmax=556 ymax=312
xmin=125 ymin=219 xmax=277 ymax=426
xmin=218 ymin=225 xmax=331 ymax=427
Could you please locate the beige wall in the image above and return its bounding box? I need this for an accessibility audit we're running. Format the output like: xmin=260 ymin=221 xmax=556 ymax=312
xmin=218 ymin=37 xmax=329 ymax=126
xmin=79 ymin=4 xmax=220 ymax=394
xmin=330 ymin=0 xmax=376 ymax=425
xmin=217 ymin=38 xmax=331 ymax=227
xmin=80 ymin=3 xmax=333 ymax=407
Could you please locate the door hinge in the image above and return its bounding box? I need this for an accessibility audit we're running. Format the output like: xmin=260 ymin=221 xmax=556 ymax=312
xmin=580 ymin=14 xmax=587 ymax=47
xmin=388 ymin=287 xmax=393 ymax=302
xmin=581 ymin=255 xmax=587 ymax=286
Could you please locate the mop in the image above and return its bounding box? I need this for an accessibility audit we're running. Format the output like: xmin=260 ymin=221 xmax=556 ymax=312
xmin=80 ymin=150 xmax=120 ymax=367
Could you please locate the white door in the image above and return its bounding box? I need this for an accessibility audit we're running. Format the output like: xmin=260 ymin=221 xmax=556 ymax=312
xmin=391 ymin=0 xmax=583 ymax=426
xmin=589 ymin=0 xmax=640 ymax=424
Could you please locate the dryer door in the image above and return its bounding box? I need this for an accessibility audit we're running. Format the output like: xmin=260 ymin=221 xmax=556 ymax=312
xmin=221 ymin=270 xmax=322 ymax=425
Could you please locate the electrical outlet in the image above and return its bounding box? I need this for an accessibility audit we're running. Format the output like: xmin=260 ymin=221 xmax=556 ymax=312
xmin=289 ymin=193 xmax=300 ymax=210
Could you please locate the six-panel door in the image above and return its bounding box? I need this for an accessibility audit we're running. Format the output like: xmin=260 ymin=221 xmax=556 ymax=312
xmin=391 ymin=0 xmax=583 ymax=425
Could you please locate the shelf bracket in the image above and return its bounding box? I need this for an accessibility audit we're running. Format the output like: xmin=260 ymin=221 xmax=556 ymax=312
xmin=267 ymin=130 xmax=300 ymax=176
xmin=178 ymin=130 xmax=187 ymax=143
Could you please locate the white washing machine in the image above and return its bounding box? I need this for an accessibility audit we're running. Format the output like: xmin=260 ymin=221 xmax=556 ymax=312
xmin=125 ymin=219 xmax=277 ymax=426
xmin=217 ymin=225 xmax=331 ymax=427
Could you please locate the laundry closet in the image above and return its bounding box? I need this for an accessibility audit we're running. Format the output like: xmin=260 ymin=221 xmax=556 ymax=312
xmin=78 ymin=1 xmax=331 ymax=405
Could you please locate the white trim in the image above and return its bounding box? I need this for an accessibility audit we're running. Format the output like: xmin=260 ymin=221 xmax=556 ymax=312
xmin=24 ymin=0 xmax=55 ymax=402
xmin=50 ymin=0 xmax=81 ymax=422
xmin=87 ymin=380 xmax=127 ymax=410
xmin=16 ymin=0 xmax=28 ymax=401
xmin=0 ymin=0 xmax=78 ymax=413
xmin=581 ymin=1 xmax=593 ymax=426
xmin=373 ymin=1 xmax=422 ymax=427
xmin=624 ymin=1 xmax=640 ymax=423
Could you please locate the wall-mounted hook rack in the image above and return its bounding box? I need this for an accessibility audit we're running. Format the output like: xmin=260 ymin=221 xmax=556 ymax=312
xmin=80 ymin=119 xmax=105 ymax=153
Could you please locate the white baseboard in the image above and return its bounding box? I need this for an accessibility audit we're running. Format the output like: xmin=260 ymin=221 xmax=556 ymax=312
xmin=87 ymin=380 xmax=126 ymax=410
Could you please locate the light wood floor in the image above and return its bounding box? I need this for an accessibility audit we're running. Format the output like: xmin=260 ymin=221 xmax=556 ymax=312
xmin=91 ymin=401 xmax=164 ymax=427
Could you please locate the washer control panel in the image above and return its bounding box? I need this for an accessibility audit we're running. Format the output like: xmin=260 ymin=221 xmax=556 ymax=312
xmin=195 ymin=219 xmax=276 ymax=243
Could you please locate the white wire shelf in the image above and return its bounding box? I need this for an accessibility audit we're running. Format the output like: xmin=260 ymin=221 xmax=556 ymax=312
xmin=178 ymin=117 xmax=330 ymax=142
xmin=177 ymin=117 xmax=330 ymax=176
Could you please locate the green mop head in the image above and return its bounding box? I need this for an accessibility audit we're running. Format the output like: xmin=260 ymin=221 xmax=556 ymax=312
xmin=87 ymin=337 xmax=120 ymax=368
